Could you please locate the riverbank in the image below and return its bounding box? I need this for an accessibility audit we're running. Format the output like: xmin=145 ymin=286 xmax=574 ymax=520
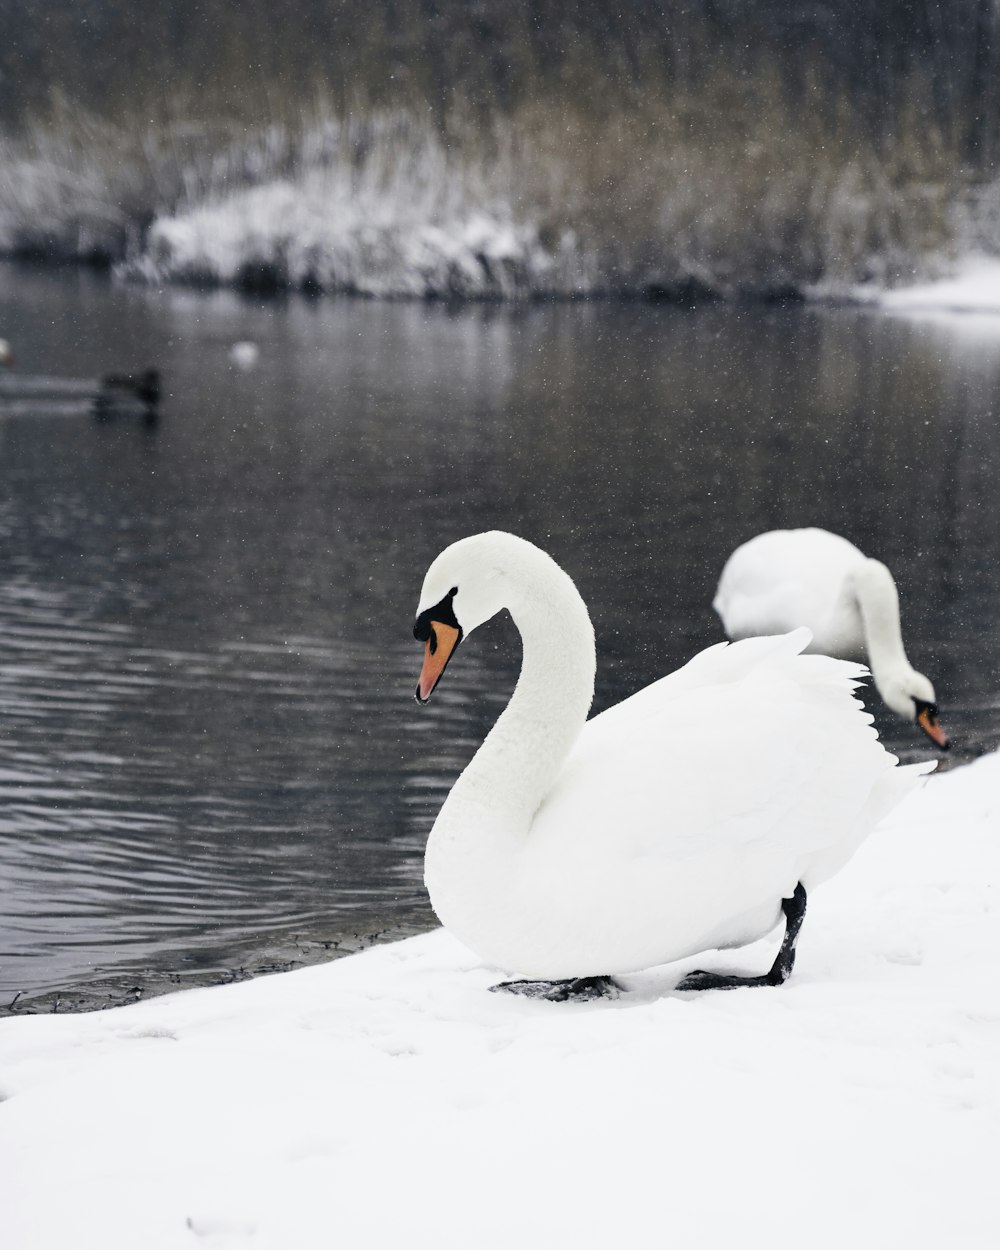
xmin=0 ymin=85 xmax=991 ymax=301
xmin=1 ymin=911 xmax=435 ymax=1017
xmin=1 ymin=750 xmax=998 ymax=1249
xmin=4 ymin=2 xmax=997 ymax=301
xmin=844 ymin=254 xmax=1000 ymax=315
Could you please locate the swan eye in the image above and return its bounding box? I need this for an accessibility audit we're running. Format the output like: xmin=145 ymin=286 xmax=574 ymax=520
xmin=413 ymin=588 xmax=462 ymax=642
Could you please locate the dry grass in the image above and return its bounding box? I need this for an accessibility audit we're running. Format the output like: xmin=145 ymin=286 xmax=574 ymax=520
xmin=0 ymin=62 xmax=977 ymax=297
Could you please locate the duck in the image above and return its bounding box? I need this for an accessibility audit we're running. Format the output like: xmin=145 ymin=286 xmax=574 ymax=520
xmin=0 ymin=348 xmax=159 ymax=419
xmin=413 ymin=532 xmax=934 ymax=1001
xmin=93 ymin=368 xmax=160 ymax=417
xmin=714 ymin=528 xmax=949 ymax=750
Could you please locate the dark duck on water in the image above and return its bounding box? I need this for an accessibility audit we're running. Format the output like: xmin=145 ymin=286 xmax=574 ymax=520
xmin=0 ymin=341 xmax=160 ymax=420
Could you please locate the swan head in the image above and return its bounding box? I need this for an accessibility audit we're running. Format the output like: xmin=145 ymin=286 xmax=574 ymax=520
xmin=413 ymin=533 xmax=527 ymax=703
xmin=0 ymin=339 xmax=12 ymax=367
xmin=876 ymin=668 xmax=950 ymax=750
xmin=413 ymin=582 xmax=464 ymax=704
xmin=413 ymin=531 xmax=572 ymax=703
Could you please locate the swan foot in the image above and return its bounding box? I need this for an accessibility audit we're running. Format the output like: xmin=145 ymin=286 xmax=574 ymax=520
xmin=489 ymin=975 xmax=620 ymax=1002
xmin=677 ymin=882 xmax=808 ymax=993
xmin=676 ymin=969 xmax=783 ymax=992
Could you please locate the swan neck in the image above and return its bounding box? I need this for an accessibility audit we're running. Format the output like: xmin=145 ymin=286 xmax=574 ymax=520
xmin=851 ymin=558 xmax=913 ymax=681
xmin=456 ymin=568 xmax=596 ymax=827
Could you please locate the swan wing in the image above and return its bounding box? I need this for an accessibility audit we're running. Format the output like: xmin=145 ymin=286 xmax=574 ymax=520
xmin=531 ymin=630 xmax=922 ymax=873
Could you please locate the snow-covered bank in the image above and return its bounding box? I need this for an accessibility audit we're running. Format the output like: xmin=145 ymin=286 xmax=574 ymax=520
xmin=125 ymin=155 xmax=944 ymax=302
xmin=3 ymin=97 xmax=965 ymax=301
xmin=136 ymin=179 xmax=574 ymax=299
xmin=101 ymin=113 xmax=606 ymax=298
xmin=1 ymin=753 xmax=998 ymax=1250
xmin=847 ymin=255 xmax=1000 ymax=316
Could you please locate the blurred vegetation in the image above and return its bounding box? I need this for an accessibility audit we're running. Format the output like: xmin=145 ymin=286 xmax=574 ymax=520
xmin=0 ymin=0 xmax=997 ymax=294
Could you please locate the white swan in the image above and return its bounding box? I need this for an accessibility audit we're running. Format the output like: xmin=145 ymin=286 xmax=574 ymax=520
xmin=714 ymin=528 xmax=949 ymax=749
xmin=413 ymin=532 xmax=933 ymax=1000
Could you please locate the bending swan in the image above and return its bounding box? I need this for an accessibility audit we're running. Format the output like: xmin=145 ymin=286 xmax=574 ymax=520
xmin=413 ymin=532 xmax=933 ymax=1000
xmin=714 ymin=528 xmax=949 ymax=749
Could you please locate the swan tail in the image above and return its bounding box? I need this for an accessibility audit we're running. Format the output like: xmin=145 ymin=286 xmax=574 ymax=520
xmin=864 ymin=757 xmax=936 ymax=829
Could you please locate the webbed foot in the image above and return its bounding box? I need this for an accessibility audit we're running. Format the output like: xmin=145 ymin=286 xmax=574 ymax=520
xmin=677 ymin=882 xmax=808 ymax=994
xmin=676 ymin=968 xmax=782 ymax=992
xmin=489 ymin=975 xmax=620 ymax=1002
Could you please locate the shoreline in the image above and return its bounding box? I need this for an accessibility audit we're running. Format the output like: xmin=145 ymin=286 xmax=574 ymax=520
xmin=1 ymin=908 xmax=437 ymax=1018
xmin=2 ymin=753 xmax=998 ymax=1248
xmin=6 ymin=252 xmax=1000 ymax=315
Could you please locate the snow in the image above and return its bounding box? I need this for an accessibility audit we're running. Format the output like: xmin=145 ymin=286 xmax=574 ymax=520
xmin=848 ymin=254 xmax=1000 ymax=318
xmin=132 ymin=173 xmax=569 ymax=300
xmin=2 ymin=752 xmax=999 ymax=1249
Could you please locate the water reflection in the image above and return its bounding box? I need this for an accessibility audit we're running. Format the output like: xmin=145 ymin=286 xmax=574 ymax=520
xmin=1 ymin=264 xmax=998 ymax=1005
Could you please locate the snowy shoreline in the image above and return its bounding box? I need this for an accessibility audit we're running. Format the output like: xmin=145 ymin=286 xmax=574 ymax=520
xmin=122 ymin=240 xmax=1000 ymax=312
xmin=840 ymin=255 xmax=1000 ymax=317
xmin=2 ymin=910 xmax=437 ymax=1017
xmin=1 ymin=751 xmax=998 ymax=1249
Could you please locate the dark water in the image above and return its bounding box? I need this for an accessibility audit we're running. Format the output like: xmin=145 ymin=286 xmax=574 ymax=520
xmin=1 ymin=263 xmax=999 ymax=1010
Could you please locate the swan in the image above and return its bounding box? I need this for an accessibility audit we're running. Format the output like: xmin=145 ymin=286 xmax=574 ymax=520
xmin=714 ymin=528 xmax=949 ymax=750
xmin=413 ymin=532 xmax=933 ymax=1001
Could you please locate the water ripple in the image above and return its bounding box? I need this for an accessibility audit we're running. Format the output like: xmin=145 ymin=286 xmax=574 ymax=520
xmin=2 ymin=281 xmax=998 ymax=1005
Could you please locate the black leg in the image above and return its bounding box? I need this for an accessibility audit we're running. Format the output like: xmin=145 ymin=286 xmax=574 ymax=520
xmin=676 ymin=883 xmax=808 ymax=992
xmin=489 ymin=975 xmax=620 ymax=1002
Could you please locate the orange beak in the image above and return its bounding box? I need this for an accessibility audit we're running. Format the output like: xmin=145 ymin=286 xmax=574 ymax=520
xmin=416 ymin=621 xmax=461 ymax=703
xmin=916 ymin=706 xmax=950 ymax=751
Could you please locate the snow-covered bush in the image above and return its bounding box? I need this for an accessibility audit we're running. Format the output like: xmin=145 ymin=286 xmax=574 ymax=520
xmin=0 ymin=76 xmax=983 ymax=300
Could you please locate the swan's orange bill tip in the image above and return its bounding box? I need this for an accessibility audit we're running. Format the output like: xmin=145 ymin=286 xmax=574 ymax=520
xmin=917 ymin=706 xmax=950 ymax=750
xmin=416 ymin=621 xmax=461 ymax=703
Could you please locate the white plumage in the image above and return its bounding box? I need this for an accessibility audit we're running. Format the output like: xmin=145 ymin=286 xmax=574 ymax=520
xmin=413 ymin=532 xmax=932 ymax=990
xmin=714 ymin=528 xmax=948 ymax=747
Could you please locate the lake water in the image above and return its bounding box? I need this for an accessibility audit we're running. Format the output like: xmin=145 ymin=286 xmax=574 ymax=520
xmin=1 ymin=262 xmax=999 ymax=1011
